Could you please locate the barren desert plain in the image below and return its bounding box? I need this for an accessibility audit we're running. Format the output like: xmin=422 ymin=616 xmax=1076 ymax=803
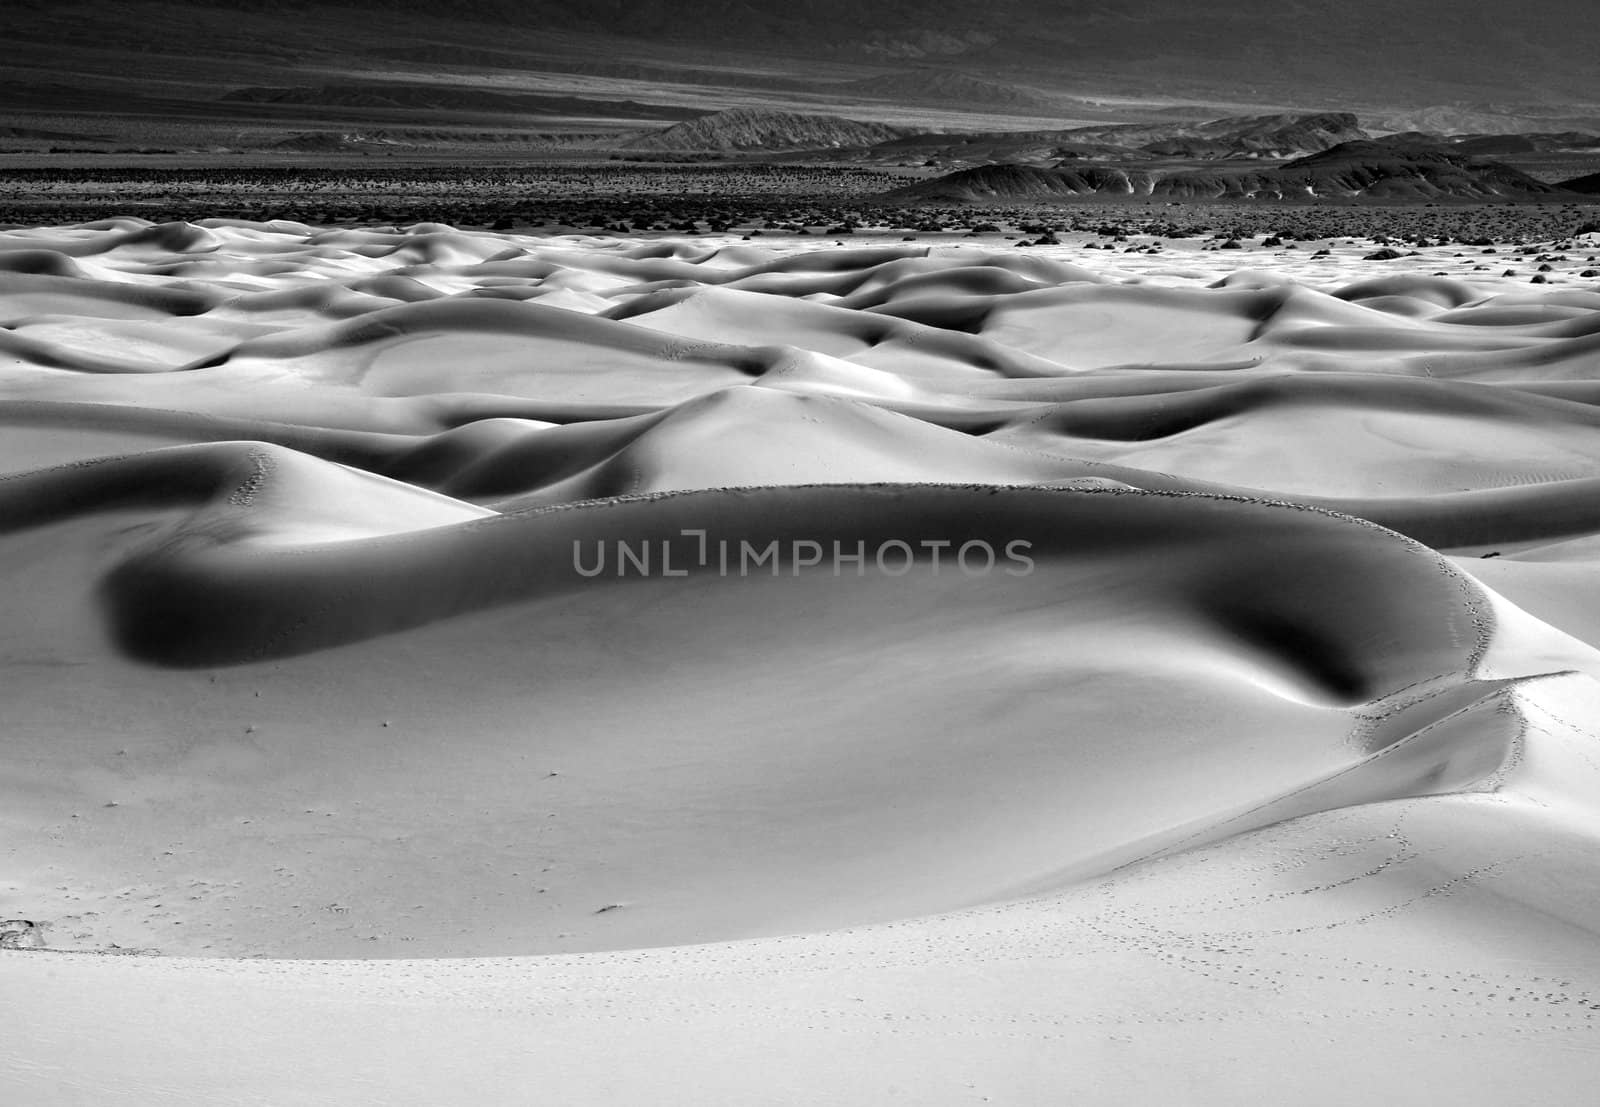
xmin=1 ymin=188 xmax=1599 ymax=1103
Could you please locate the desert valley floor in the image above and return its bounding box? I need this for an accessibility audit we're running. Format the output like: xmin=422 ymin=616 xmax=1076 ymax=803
xmin=4 ymin=216 xmax=1600 ymax=1103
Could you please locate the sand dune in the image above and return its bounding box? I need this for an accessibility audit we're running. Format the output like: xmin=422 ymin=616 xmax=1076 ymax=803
xmin=4 ymin=218 xmax=1600 ymax=1103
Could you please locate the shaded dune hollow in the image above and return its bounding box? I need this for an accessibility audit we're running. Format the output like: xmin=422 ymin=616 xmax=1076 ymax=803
xmin=2 ymin=219 xmax=1600 ymax=961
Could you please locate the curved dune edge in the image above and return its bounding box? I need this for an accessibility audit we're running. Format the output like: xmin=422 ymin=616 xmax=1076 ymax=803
xmin=0 ymin=467 xmax=1572 ymax=959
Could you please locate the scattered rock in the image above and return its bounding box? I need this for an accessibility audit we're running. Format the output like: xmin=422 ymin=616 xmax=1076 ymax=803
xmin=0 ymin=920 xmax=43 ymax=950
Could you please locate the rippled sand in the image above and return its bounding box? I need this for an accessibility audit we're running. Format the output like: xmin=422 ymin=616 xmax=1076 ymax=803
xmin=3 ymin=217 xmax=1600 ymax=1104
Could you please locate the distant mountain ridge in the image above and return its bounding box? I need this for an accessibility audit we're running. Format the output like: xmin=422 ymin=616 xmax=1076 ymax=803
xmin=619 ymin=109 xmax=1371 ymax=160
xmin=622 ymin=108 xmax=913 ymax=152
xmin=1135 ymin=113 xmax=1369 ymax=158
xmin=830 ymin=112 xmax=1371 ymax=166
xmin=887 ymin=139 xmax=1570 ymax=202
xmin=5 ymin=0 xmax=1600 ymax=170
xmin=1035 ymin=112 xmax=1365 ymax=156
xmin=1449 ymin=132 xmax=1600 ymax=156
xmin=1560 ymin=171 xmax=1600 ymax=194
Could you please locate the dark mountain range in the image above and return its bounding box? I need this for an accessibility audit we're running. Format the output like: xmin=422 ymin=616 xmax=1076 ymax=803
xmin=868 ymin=130 xmax=1138 ymax=165
xmin=845 ymin=113 xmax=1370 ymax=167
xmin=1364 ymin=131 xmax=1600 ymax=156
xmin=886 ymin=140 xmax=1570 ymax=202
xmin=1283 ymin=139 xmax=1526 ymax=174
xmin=1135 ymin=113 xmax=1369 ymax=158
xmin=1032 ymin=113 xmax=1365 ymax=156
xmin=1376 ymin=104 xmax=1600 ymax=136
xmin=1450 ymin=132 xmax=1600 ymax=156
xmin=1554 ymin=171 xmax=1600 ymax=194
xmin=621 ymin=108 xmax=912 ymax=152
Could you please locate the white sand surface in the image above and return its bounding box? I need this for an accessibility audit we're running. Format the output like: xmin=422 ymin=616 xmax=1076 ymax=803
xmin=3 ymin=218 xmax=1600 ymax=1103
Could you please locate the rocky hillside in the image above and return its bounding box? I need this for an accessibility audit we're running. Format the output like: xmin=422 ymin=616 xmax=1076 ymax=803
xmin=865 ymin=129 xmax=1127 ymax=166
xmin=1559 ymin=170 xmax=1600 ymax=194
xmin=886 ymin=141 xmax=1571 ymax=202
xmin=1041 ymin=112 xmax=1366 ymax=158
xmin=1277 ymin=140 xmax=1564 ymax=197
xmin=623 ymin=108 xmax=913 ymax=152
xmin=1450 ymin=132 xmax=1600 ymax=156
xmin=859 ymin=112 xmax=1369 ymax=168
xmin=1137 ymin=112 xmax=1369 ymax=158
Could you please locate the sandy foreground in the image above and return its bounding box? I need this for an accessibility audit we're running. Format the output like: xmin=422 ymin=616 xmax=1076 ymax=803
xmin=3 ymin=217 xmax=1600 ymax=1103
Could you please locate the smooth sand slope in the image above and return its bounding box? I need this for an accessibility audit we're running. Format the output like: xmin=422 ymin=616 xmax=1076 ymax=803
xmin=3 ymin=219 xmax=1600 ymax=1104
